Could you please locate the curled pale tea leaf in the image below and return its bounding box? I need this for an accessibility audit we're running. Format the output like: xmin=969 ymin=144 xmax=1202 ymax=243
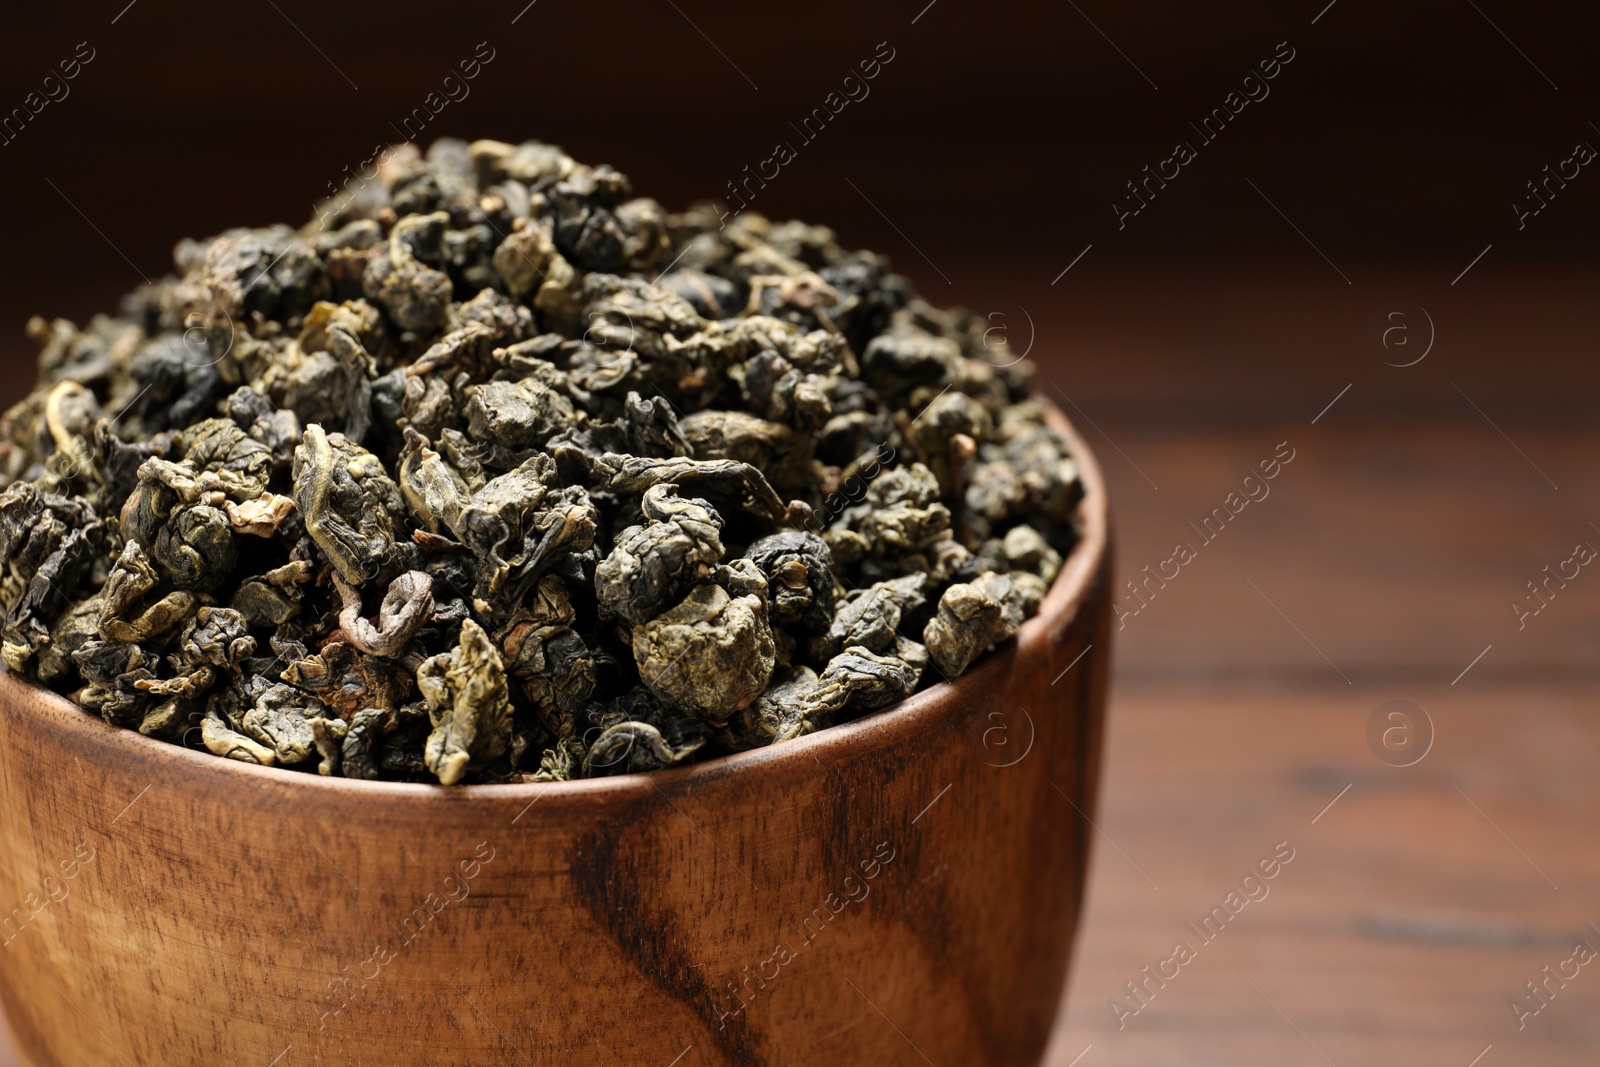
xmin=223 ymin=493 xmax=296 ymax=538
xmin=203 ymin=710 xmax=278 ymax=766
xmin=335 ymin=569 xmax=434 ymax=657
xmin=418 ymin=618 xmax=513 ymax=785
xmin=241 ymin=681 xmax=326 ymax=765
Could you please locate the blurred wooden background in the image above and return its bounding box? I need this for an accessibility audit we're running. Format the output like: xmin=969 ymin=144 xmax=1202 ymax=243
xmin=1037 ymin=261 xmax=1600 ymax=1065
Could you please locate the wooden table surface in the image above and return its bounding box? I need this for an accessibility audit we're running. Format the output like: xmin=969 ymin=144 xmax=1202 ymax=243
xmin=4 ymin=262 xmax=1597 ymax=1065
xmin=1036 ymin=262 xmax=1600 ymax=1066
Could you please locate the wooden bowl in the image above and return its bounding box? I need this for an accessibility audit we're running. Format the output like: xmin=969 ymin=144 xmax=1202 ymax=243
xmin=0 ymin=409 xmax=1110 ymax=1067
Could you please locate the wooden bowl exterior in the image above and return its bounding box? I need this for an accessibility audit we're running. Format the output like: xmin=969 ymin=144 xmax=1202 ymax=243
xmin=0 ymin=412 xmax=1110 ymax=1067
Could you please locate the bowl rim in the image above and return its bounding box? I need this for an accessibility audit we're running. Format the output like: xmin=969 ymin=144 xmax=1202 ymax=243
xmin=2 ymin=400 xmax=1108 ymax=800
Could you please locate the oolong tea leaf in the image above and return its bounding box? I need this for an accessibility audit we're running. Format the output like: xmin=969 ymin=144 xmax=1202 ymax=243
xmin=0 ymin=136 xmax=1081 ymax=783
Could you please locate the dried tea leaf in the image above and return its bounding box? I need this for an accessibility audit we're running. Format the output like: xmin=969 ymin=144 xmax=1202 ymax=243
xmin=417 ymin=618 xmax=512 ymax=784
xmin=595 ymin=483 xmax=724 ymax=625
xmin=181 ymin=418 xmax=274 ymax=501
xmin=818 ymin=641 xmax=924 ymax=710
xmin=716 ymin=666 xmax=826 ymax=753
xmin=335 ymin=569 xmax=433 ymax=657
xmin=241 ymin=681 xmax=325 ymax=765
xmin=283 ymin=639 xmax=413 ymax=723
xmin=229 ymin=560 xmax=311 ymax=629
xmin=340 ymin=707 xmax=389 ymax=781
xmin=453 ymin=455 xmax=598 ymax=605
xmin=99 ymin=541 xmax=196 ymax=643
xmin=531 ymin=732 xmax=587 ymax=782
xmin=150 ymin=503 xmax=237 ymax=593
xmin=292 ymin=423 xmax=405 ymax=585
xmin=565 ymin=452 xmax=787 ymax=523
xmin=923 ymin=571 xmax=1027 ymax=677
xmin=0 ymin=482 xmax=104 ymax=670
xmin=582 ymin=720 xmax=703 ymax=777
xmin=814 ymin=573 xmax=925 ymax=659
xmin=72 ymin=639 xmax=156 ymax=728
xmin=311 ymin=715 xmax=349 ymax=776
xmin=203 ymin=710 xmax=278 ymax=766
xmin=464 ymin=378 xmax=575 ymax=452
xmin=363 ymin=212 xmax=453 ymax=332
xmin=0 ymin=134 xmax=1081 ymax=783
xmin=632 ymin=579 xmax=775 ymax=723
xmin=223 ymin=493 xmax=296 ymax=537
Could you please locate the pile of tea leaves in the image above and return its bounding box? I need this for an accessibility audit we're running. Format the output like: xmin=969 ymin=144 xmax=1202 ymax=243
xmin=0 ymin=138 xmax=1079 ymax=783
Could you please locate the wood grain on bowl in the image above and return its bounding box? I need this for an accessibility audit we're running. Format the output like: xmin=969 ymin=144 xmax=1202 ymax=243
xmin=0 ymin=408 xmax=1109 ymax=1067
